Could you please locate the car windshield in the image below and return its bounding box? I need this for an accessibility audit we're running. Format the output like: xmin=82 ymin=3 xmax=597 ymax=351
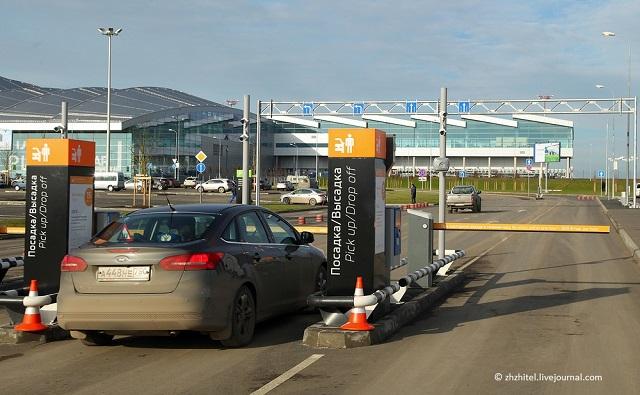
xmin=92 ymin=213 xmax=219 ymax=245
xmin=452 ymin=186 xmax=474 ymax=194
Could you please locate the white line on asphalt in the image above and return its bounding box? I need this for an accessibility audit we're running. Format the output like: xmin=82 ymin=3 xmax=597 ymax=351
xmin=251 ymin=354 xmax=324 ymax=395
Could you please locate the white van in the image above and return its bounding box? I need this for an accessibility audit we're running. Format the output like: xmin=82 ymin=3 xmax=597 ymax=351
xmin=94 ymin=172 xmax=125 ymax=191
xmin=286 ymin=175 xmax=311 ymax=189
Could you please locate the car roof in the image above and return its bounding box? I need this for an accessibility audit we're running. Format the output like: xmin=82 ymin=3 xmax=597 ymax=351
xmin=126 ymin=204 xmax=258 ymax=216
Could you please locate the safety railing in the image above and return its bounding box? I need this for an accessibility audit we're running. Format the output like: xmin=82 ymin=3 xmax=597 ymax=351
xmin=307 ymin=250 xmax=465 ymax=309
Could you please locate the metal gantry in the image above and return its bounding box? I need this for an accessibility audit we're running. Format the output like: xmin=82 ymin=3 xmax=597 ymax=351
xmin=256 ymin=97 xmax=638 ymax=208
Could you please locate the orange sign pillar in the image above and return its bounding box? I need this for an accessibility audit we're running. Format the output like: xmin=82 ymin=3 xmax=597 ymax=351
xmin=24 ymin=139 xmax=96 ymax=293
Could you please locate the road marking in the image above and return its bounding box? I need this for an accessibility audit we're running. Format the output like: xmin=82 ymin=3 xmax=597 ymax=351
xmin=251 ymin=354 xmax=324 ymax=395
xmin=518 ymin=209 xmax=526 ymax=213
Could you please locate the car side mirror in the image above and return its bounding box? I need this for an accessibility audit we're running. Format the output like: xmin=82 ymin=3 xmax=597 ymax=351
xmin=300 ymin=231 xmax=314 ymax=244
xmin=477 ymin=190 xmax=482 ymax=194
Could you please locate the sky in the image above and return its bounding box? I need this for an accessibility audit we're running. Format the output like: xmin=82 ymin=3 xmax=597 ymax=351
xmin=2 ymin=0 xmax=640 ymax=176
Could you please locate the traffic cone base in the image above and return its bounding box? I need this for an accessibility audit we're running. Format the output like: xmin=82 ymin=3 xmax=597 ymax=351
xmin=340 ymin=276 xmax=374 ymax=331
xmin=341 ymin=311 xmax=374 ymax=331
xmin=14 ymin=279 xmax=48 ymax=333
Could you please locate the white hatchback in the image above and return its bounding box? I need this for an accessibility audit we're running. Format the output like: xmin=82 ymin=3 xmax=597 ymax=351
xmin=195 ymin=179 xmax=235 ymax=193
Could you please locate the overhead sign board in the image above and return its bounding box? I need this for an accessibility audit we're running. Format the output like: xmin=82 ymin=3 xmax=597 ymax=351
xmin=353 ymin=103 xmax=365 ymax=115
xmin=458 ymin=101 xmax=471 ymax=113
xmin=405 ymin=101 xmax=417 ymax=113
xmin=303 ymin=102 xmax=314 ymax=115
xmin=534 ymin=142 xmax=561 ymax=163
xmin=195 ymin=150 xmax=207 ymax=162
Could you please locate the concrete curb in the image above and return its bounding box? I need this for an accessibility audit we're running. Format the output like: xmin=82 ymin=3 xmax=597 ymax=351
xmin=0 ymin=325 xmax=70 ymax=344
xmin=302 ymin=271 xmax=467 ymax=349
xmin=597 ymin=197 xmax=640 ymax=264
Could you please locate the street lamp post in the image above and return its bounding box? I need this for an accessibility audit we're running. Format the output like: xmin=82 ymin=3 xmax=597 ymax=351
xmin=213 ymin=136 xmax=222 ymax=178
xmin=597 ymin=85 xmax=616 ymax=199
xmin=602 ymin=31 xmax=632 ymax=205
xmin=98 ymin=27 xmax=122 ymax=172
xmin=312 ymin=134 xmax=318 ymax=183
xmin=289 ymin=143 xmax=298 ymax=176
xmin=168 ymin=128 xmax=178 ymax=180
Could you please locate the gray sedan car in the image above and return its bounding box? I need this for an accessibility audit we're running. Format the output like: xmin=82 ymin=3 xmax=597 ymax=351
xmin=58 ymin=204 xmax=327 ymax=347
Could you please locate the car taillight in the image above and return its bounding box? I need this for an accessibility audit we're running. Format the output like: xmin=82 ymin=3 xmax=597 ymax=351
xmin=159 ymin=252 xmax=224 ymax=271
xmin=61 ymin=255 xmax=88 ymax=272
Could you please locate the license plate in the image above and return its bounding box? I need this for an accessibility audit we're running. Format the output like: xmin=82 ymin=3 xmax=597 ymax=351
xmin=97 ymin=266 xmax=150 ymax=282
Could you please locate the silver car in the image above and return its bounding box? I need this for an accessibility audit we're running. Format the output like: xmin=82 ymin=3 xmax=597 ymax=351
xmin=195 ymin=178 xmax=234 ymax=193
xmin=280 ymin=188 xmax=327 ymax=205
xmin=57 ymin=204 xmax=327 ymax=347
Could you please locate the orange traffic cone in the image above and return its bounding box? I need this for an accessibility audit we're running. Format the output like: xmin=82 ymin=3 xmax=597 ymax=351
xmin=341 ymin=276 xmax=374 ymax=331
xmin=15 ymin=280 xmax=48 ymax=332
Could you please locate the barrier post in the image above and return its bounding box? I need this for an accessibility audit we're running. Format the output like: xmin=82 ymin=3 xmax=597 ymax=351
xmin=407 ymin=209 xmax=434 ymax=287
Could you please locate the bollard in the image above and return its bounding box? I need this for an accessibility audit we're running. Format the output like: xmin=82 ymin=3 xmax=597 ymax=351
xmin=315 ymin=214 xmax=324 ymax=223
xmin=297 ymin=216 xmax=306 ymax=225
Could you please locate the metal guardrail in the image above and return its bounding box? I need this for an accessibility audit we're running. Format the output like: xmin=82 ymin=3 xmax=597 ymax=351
xmin=307 ymin=250 xmax=465 ymax=309
xmin=1 ymin=256 xmax=24 ymax=270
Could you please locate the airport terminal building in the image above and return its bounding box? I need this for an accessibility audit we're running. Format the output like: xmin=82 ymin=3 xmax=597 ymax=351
xmin=0 ymin=76 xmax=574 ymax=180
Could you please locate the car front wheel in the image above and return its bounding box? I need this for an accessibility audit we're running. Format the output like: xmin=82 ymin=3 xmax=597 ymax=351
xmin=309 ymin=198 xmax=317 ymax=206
xmin=108 ymin=185 xmax=114 ymax=192
xmin=221 ymin=285 xmax=256 ymax=347
xmin=14 ymin=185 xmax=20 ymax=191
xmin=218 ymin=187 xmax=225 ymax=193
xmin=283 ymin=197 xmax=291 ymax=205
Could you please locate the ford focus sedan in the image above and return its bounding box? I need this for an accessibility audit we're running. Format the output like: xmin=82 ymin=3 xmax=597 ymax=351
xmin=58 ymin=204 xmax=327 ymax=347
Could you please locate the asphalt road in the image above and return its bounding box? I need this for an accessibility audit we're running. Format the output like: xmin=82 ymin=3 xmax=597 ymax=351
xmin=2 ymin=194 xmax=639 ymax=394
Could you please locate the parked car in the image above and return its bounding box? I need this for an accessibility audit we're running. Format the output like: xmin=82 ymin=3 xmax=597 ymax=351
xmin=195 ymin=178 xmax=235 ymax=193
xmin=57 ymin=204 xmax=327 ymax=347
xmin=183 ymin=176 xmax=199 ymax=188
xmin=276 ymin=180 xmax=294 ymax=191
xmin=252 ymin=178 xmax=272 ymax=191
xmin=446 ymin=185 xmax=482 ymax=213
xmin=152 ymin=177 xmax=170 ymax=191
xmin=163 ymin=177 xmax=180 ymax=188
xmin=124 ymin=179 xmax=143 ymax=191
xmin=280 ymin=188 xmax=327 ymax=206
xmin=11 ymin=179 xmax=26 ymax=191
xmin=636 ymin=183 xmax=640 ymax=198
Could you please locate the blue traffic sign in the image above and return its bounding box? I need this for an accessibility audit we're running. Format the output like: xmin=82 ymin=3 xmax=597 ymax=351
xmin=525 ymin=158 xmax=533 ymax=166
xmin=597 ymin=170 xmax=605 ymax=178
xmin=459 ymin=170 xmax=466 ymax=178
xmin=196 ymin=162 xmax=206 ymax=173
xmin=418 ymin=168 xmax=426 ymax=177
xmin=353 ymin=103 xmax=365 ymax=115
xmin=302 ymin=102 xmax=314 ymax=115
xmin=406 ymin=101 xmax=417 ymax=113
xmin=146 ymin=162 xmax=153 ymax=169
xmin=458 ymin=101 xmax=471 ymax=113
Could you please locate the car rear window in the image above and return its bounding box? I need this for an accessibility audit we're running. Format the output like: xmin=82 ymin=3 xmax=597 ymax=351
xmin=452 ymin=186 xmax=474 ymax=194
xmin=93 ymin=213 xmax=218 ymax=245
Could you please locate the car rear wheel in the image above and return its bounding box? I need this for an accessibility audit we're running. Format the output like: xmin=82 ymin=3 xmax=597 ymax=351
xmin=283 ymin=197 xmax=291 ymax=205
xmin=14 ymin=185 xmax=20 ymax=191
xmin=221 ymin=285 xmax=255 ymax=347
xmin=81 ymin=331 xmax=114 ymax=346
xmin=108 ymin=185 xmax=114 ymax=192
xmin=309 ymin=198 xmax=317 ymax=206
xmin=218 ymin=187 xmax=225 ymax=193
